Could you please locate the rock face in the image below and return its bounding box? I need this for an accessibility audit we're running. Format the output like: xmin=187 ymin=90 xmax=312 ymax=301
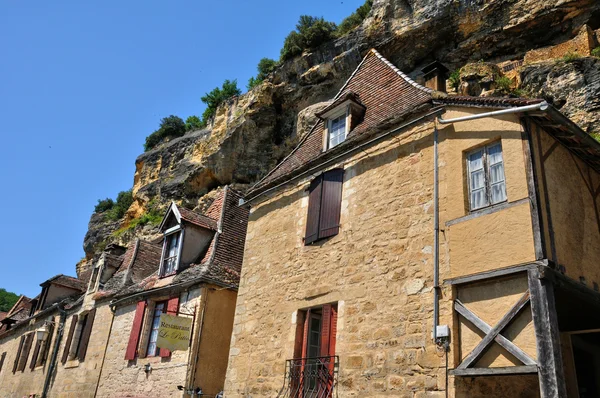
xmin=79 ymin=0 xmax=600 ymax=276
xmin=521 ymin=57 xmax=600 ymax=134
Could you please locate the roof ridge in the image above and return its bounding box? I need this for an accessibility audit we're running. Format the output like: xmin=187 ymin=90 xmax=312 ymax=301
xmin=370 ymin=49 xmax=434 ymax=94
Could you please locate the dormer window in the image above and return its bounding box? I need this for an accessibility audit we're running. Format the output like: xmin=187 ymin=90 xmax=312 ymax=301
xmin=161 ymin=231 xmax=181 ymax=276
xmin=316 ymin=92 xmax=366 ymax=151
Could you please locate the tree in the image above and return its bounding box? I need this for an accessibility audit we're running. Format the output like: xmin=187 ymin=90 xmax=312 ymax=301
xmin=94 ymin=198 xmax=114 ymax=213
xmin=185 ymin=115 xmax=205 ymax=131
xmin=0 ymin=288 xmax=19 ymax=313
xmin=144 ymin=115 xmax=186 ymax=151
xmin=280 ymin=16 xmax=337 ymax=61
xmin=247 ymin=58 xmax=278 ymax=90
xmin=200 ymin=79 xmax=241 ymax=124
xmin=336 ymin=0 xmax=373 ymax=37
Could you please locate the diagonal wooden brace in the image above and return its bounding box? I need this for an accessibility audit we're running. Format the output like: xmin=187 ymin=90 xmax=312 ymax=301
xmin=457 ymin=290 xmax=531 ymax=369
xmin=455 ymin=299 xmax=536 ymax=366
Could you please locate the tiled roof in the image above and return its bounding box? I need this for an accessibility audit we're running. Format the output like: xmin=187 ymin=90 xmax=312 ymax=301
xmin=249 ymin=48 xmax=434 ymax=195
xmin=178 ymin=206 xmax=218 ymax=230
xmin=42 ymin=274 xmax=86 ymax=292
xmin=6 ymin=295 xmax=32 ymax=318
xmin=434 ymin=96 xmax=544 ymax=108
xmin=130 ymin=240 xmax=162 ymax=284
xmin=0 ymin=312 xmax=6 ymax=322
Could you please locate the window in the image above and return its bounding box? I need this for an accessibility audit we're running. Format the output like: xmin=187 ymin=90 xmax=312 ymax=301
xmin=305 ymin=169 xmax=344 ymax=245
xmin=147 ymin=301 xmax=166 ymax=357
xmin=161 ymin=232 xmax=181 ymax=276
xmin=61 ymin=309 xmax=96 ymax=364
xmin=33 ymin=323 xmax=54 ymax=368
xmin=328 ymin=114 xmax=347 ymax=149
xmin=467 ymin=142 xmax=507 ymax=211
xmin=13 ymin=333 xmax=33 ymax=373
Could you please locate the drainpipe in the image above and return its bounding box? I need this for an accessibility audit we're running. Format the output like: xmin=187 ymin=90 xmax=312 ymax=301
xmin=42 ymin=305 xmax=67 ymax=398
xmin=432 ymin=100 xmax=551 ymax=341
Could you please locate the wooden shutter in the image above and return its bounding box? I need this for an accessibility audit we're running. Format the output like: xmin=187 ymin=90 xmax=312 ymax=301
xmin=320 ymin=305 xmax=332 ymax=357
xmin=125 ymin=301 xmax=146 ymax=360
xmin=0 ymin=352 xmax=6 ymax=373
xmin=41 ymin=323 xmax=54 ymax=364
xmin=301 ymin=309 xmax=311 ymax=358
xmin=304 ymin=176 xmax=323 ymax=245
xmin=159 ymin=297 xmax=179 ymax=358
xmin=13 ymin=336 xmax=25 ymax=373
xmin=62 ymin=315 xmax=78 ymax=364
xmin=77 ymin=308 xmax=96 ymax=361
xmin=319 ymin=169 xmax=344 ymax=239
xmin=29 ymin=340 xmax=41 ymax=370
xmin=17 ymin=334 xmax=33 ymax=372
xmin=329 ymin=305 xmax=338 ymax=356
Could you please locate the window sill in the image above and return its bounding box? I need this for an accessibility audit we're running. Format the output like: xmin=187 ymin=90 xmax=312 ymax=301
xmin=63 ymin=359 xmax=80 ymax=369
xmin=445 ymin=198 xmax=528 ymax=227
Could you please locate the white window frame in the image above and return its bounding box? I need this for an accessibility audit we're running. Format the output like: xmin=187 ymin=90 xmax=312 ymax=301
xmin=324 ymin=106 xmax=349 ymax=150
xmin=159 ymin=228 xmax=184 ymax=277
xmin=466 ymin=141 xmax=508 ymax=211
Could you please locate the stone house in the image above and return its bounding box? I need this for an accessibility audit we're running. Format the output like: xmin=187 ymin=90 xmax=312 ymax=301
xmin=0 ymin=186 xmax=248 ymax=398
xmin=223 ymin=49 xmax=600 ymax=398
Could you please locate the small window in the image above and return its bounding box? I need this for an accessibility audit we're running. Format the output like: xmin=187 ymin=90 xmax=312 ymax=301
xmin=147 ymin=302 xmax=166 ymax=357
xmin=467 ymin=142 xmax=507 ymax=211
xmin=305 ymin=169 xmax=344 ymax=245
xmin=161 ymin=232 xmax=181 ymax=276
xmin=328 ymin=114 xmax=347 ymax=149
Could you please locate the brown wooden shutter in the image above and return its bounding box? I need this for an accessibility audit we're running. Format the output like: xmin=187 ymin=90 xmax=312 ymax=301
xmin=319 ymin=169 xmax=344 ymax=239
xmin=41 ymin=323 xmax=54 ymax=364
xmin=29 ymin=340 xmax=41 ymax=370
xmin=17 ymin=334 xmax=33 ymax=372
xmin=61 ymin=315 xmax=78 ymax=364
xmin=77 ymin=308 xmax=96 ymax=361
xmin=0 ymin=352 xmax=6 ymax=373
xmin=13 ymin=336 xmax=25 ymax=373
xmin=301 ymin=308 xmax=311 ymax=358
xmin=329 ymin=305 xmax=337 ymax=357
xmin=125 ymin=301 xmax=146 ymax=360
xmin=320 ymin=304 xmax=332 ymax=357
xmin=159 ymin=297 xmax=179 ymax=358
xmin=304 ymin=176 xmax=323 ymax=245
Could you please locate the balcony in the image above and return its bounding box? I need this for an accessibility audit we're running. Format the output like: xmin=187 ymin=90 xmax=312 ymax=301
xmin=277 ymin=356 xmax=339 ymax=398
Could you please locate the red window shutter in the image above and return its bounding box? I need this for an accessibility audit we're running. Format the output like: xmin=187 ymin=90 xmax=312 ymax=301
xmin=13 ymin=336 xmax=25 ymax=373
xmin=125 ymin=301 xmax=146 ymax=360
xmin=304 ymin=176 xmax=323 ymax=245
xmin=159 ymin=297 xmax=179 ymax=358
xmin=41 ymin=323 xmax=54 ymax=364
xmin=0 ymin=352 xmax=6 ymax=373
xmin=17 ymin=334 xmax=33 ymax=372
xmin=29 ymin=340 xmax=41 ymax=370
xmin=61 ymin=315 xmax=78 ymax=364
xmin=77 ymin=308 xmax=96 ymax=361
xmin=319 ymin=169 xmax=344 ymax=239
xmin=301 ymin=309 xmax=311 ymax=358
xmin=320 ymin=304 xmax=332 ymax=357
xmin=329 ymin=305 xmax=338 ymax=357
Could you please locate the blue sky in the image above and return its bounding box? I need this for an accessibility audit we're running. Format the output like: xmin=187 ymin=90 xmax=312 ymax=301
xmin=0 ymin=0 xmax=365 ymax=298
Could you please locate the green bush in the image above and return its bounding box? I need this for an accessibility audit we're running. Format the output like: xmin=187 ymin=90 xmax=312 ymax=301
xmin=95 ymin=198 xmax=115 ymax=213
xmin=495 ymin=76 xmax=513 ymax=92
xmin=144 ymin=115 xmax=187 ymax=151
xmin=336 ymin=0 xmax=373 ymax=37
xmin=247 ymin=58 xmax=278 ymax=90
xmin=561 ymin=52 xmax=581 ymax=63
xmin=448 ymin=69 xmax=461 ymax=90
xmin=200 ymin=79 xmax=241 ymax=123
xmin=591 ymin=132 xmax=600 ymax=143
xmin=185 ymin=115 xmax=205 ymax=131
xmin=105 ymin=189 xmax=134 ymax=221
xmin=113 ymin=199 xmax=163 ymax=238
xmin=0 ymin=288 xmax=20 ymax=312
xmin=280 ymin=16 xmax=337 ymax=61
xmin=592 ymin=47 xmax=600 ymax=58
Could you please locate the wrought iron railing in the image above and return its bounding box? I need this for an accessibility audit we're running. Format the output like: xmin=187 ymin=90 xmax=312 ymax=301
xmin=277 ymin=356 xmax=339 ymax=398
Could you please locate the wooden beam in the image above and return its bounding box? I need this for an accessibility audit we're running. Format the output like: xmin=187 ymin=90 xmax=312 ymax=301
xmin=528 ymin=269 xmax=567 ymax=398
xmin=455 ymin=300 xmax=536 ymax=366
xmin=457 ymin=291 xmax=531 ymax=369
xmin=450 ymin=365 xmax=538 ymax=377
xmin=444 ymin=262 xmax=540 ymax=286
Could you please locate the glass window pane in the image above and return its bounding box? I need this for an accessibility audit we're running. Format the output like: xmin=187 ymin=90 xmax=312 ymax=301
xmin=487 ymin=143 xmax=503 ymax=165
xmin=489 ymin=163 xmax=505 ymax=184
xmin=468 ymin=150 xmax=484 ymax=170
xmin=328 ymin=115 xmax=346 ymax=149
xmin=470 ymin=170 xmax=485 ymax=190
xmin=470 ymin=188 xmax=488 ymax=210
xmin=491 ymin=182 xmax=507 ymax=204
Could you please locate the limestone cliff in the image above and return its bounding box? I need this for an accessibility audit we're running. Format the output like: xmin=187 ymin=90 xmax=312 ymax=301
xmin=78 ymin=0 xmax=600 ymax=278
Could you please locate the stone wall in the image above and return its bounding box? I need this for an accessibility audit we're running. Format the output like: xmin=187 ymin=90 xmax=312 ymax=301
xmin=524 ymin=25 xmax=597 ymax=64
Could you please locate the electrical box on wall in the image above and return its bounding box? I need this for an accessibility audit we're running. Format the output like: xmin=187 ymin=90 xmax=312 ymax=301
xmin=436 ymin=325 xmax=450 ymax=338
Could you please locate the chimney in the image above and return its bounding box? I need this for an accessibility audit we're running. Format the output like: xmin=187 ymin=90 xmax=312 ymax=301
xmin=421 ymin=61 xmax=449 ymax=93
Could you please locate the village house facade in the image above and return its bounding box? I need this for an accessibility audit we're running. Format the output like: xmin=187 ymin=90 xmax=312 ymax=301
xmin=223 ymin=49 xmax=600 ymax=398
xmin=0 ymin=186 xmax=248 ymax=398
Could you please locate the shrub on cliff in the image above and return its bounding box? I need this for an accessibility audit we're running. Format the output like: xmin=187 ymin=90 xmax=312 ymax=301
xmin=336 ymin=0 xmax=373 ymax=37
xmin=280 ymin=16 xmax=337 ymax=61
xmin=247 ymin=58 xmax=278 ymax=90
xmin=185 ymin=115 xmax=205 ymax=131
xmin=94 ymin=198 xmax=115 ymax=213
xmin=200 ymin=79 xmax=241 ymax=123
xmin=144 ymin=115 xmax=187 ymax=151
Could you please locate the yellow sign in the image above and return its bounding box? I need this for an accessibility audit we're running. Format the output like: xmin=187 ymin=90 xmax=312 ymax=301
xmin=156 ymin=314 xmax=192 ymax=352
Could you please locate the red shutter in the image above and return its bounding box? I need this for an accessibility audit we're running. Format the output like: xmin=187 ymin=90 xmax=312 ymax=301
xmin=0 ymin=352 xmax=6 ymax=373
xmin=305 ymin=176 xmax=323 ymax=245
xmin=29 ymin=340 xmax=41 ymax=370
xmin=319 ymin=169 xmax=344 ymax=239
xmin=12 ymin=336 xmax=24 ymax=373
xmin=17 ymin=334 xmax=33 ymax=372
xmin=329 ymin=305 xmax=337 ymax=356
xmin=159 ymin=297 xmax=179 ymax=357
xmin=41 ymin=323 xmax=54 ymax=364
xmin=320 ymin=304 xmax=332 ymax=357
xmin=62 ymin=315 xmax=78 ymax=364
xmin=125 ymin=301 xmax=146 ymax=360
xmin=301 ymin=309 xmax=311 ymax=358
xmin=77 ymin=308 xmax=96 ymax=361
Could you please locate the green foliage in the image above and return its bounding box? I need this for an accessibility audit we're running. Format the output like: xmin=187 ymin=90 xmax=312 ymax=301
xmin=591 ymin=132 xmax=600 ymax=143
xmin=185 ymin=115 xmax=205 ymax=131
xmin=448 ymin=69 xmax=461 ymax=90
xmin=247 ymin=58 xmax=278 ymax=90
xmin=280 ymin=16 xmax=337 ymax=61
xmin=495 ymin=76 xmax=513 ymax=92
xmin=94 ymin=198 xmax=115 ymax=213
xmin=0 ymin=288 xmax=20 ymax=313
xmin=144 ymin=115 xmax=187 ymax=151
xmin=112 ymin=199 xmax=164 ymax=238
xmin=336 ymin=0 xmax=373 ymax=37
xmin=200 ymin=79 xmax=242 ymax=124
xmin=592 ymin=47 xmax=600 ymax=58
xmin=561 ymin=52 xmax=582 ymax=63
